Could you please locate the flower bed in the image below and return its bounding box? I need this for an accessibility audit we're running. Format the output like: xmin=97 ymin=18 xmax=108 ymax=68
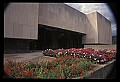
xmin=4 ymin=55 xmax=96 ymax=79
xmin=4 ymin=48 xmax=116 ymax=79
xmin=42 ymin=48 xmax=116 ymax=64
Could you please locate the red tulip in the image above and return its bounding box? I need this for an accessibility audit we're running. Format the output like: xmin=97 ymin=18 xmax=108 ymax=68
xmin=7 ymin=71 xmax=10 ymax=75
xmin=58 ymin=76 xmax=61 ymax=79
xmin=34 ymin=76 xmax=37 ymax=79
xmin=20 ymin=69 xmax=22 ymax=72
xmin=55 ymin=57 xmax=58 ymax=60
xmin=90 ymin=72 xmax=93 ymax=75
xmin=92 ymin=65 xmax=95 ymax=68
xmin=27 ymin=71 xmax=31 ymax=76
xmin=52 ymin=67 xmax=55 ymax=71
xmin=14 ymin=67 xmax=17 ymax=70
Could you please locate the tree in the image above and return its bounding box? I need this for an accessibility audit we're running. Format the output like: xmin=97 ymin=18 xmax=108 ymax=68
xmin=112 ymin=36 xmax=116 ymax=44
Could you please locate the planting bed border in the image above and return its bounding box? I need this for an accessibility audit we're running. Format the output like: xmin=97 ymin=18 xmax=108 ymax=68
xmin=72 ymin=59 xmax=116 ymax=79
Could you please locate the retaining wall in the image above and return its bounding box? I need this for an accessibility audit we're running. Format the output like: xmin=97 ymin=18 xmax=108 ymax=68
xmin=84 ymin=44 xmax=116 ymax=50
xmin=72 ymin=59 xmax=116 ymax=79
xmin=90 ymin=59 xmax=116 ymax=79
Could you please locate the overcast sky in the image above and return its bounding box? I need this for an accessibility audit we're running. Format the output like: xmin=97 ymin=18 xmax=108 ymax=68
xmin=65 ymin=3 xmax=117 ymax=36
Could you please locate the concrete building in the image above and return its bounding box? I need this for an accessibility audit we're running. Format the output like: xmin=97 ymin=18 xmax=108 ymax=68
xmin=4 ymin=3 xmax=112 ymax=53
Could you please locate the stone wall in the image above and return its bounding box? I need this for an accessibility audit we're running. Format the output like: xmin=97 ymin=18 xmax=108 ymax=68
xmin=4 ymin=3 xmax=112 ymax=45
xmin=4 ymin=3 xmax=39 ymax=39
xmin=83 ymin=11 xmax=112 ymax=44
xmin=97 ymin=12 xmax=112 ymax=44
xmin=90 ymin=59 xmax=116 ymax=79
xmin=83 ymin=12 xmax=98 ymax=44
xmin=84 ymin=44 xmax=116 ymax=50
xmin=38 ymin=3 xmax=87 ymax=34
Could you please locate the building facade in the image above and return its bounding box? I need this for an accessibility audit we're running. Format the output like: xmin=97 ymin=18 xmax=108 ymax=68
xmin=4 ymin=3 xmax=112 ymax=53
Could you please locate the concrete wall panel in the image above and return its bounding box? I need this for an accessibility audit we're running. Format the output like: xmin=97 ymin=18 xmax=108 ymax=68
xmin=34 ymin=15 xmax=38 ymax=27
xmin=97 ymin=12 xmax=112 ymax=44
xmin=4 ymin=3 xmax=39 ymax=39
xmin=13 ymin=23 xmax=23 ymax=38
xmin=23 ymin=25 xmax=31 ymax=39
xmin=28 ymin=13 xmax=34 ymax=26
xmin=19 ymin=11 xmax=28 ymax=25
xmin=30 ymin=26 xmax=38 ymax=39
xmin=4 ymin=3 xmax=112 ymax=44
xmin=4 ymin=7 xmax=10 ymax=22
xmin=84 ymin=12 xmax=112 ymax=44
xmin=84 ymin=44 xmax=116 ymax=50
xmin=4 ymin=21 xmax=14 ymax=37
xmin=83 ymin=12 xmax=98 ymax=44
xmin=38 ymin=3 xmax=87 ymax=34
xmin=9 ymin=8 xmax=19 ymax=24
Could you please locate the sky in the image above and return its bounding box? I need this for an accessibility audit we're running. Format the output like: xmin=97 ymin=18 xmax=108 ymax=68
xmin=65 ymin=3 xmax=117 ymax=36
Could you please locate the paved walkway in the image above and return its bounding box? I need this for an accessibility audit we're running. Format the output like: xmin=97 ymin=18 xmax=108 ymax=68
xmin=4 ymin=51 xmax=55 ymax=63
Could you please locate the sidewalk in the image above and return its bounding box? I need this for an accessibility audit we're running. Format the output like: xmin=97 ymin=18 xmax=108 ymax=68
xmin=4 ymin=51 xmax=55 ymax=63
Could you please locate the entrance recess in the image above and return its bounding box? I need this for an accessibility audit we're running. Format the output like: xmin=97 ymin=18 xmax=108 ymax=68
xmin=29 ymin=24 xmax=85 ymax=50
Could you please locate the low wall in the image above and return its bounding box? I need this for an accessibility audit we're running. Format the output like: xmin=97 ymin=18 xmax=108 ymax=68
xmin=90 ymin=59 xmax=116 ymax=79
xmin=72 ymin=59 xmax=116 ymax=79
xmin=84 ymin=44 xmax=116 ymax=50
